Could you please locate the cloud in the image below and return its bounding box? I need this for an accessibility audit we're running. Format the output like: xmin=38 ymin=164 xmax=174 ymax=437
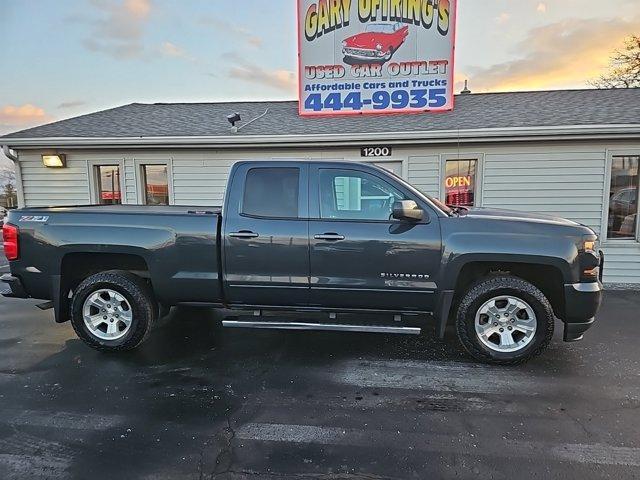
xmin=159 ymin=41 xmax=195 ymax=61
xmin=0 ymin=104 xmax=51 ymax=127
xmin=537 ymin=3 xmax=547 ymax=13
xmin=496 ymin=13 xmax=510 ymax=25
xmin=229 ymin=66 xmax=296 ymax=93
xmin=200 ymin=16 xmax=263 ymax=48
xmin=229 ymin=64 xmax=296 ymax=93
xmin=220 ymin=51 xmax=296 ymax=92
xmin=83 ymin=0 xmax=152 ymax=59
xmin=465 ymin=16 xmax=640 ymax=92
xmin=57 ymin=100 xmax=87 ymax=109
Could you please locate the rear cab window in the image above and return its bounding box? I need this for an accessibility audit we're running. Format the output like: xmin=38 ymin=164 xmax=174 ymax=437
xmin=242 ymin=167 xmax=300 ymax=218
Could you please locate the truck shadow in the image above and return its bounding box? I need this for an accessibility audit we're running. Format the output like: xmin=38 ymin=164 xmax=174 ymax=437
xmin=89 ymin=306 xmax=575 ymax=373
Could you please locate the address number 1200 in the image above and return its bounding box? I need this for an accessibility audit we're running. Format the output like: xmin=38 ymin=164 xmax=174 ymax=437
xmin=304 ymin=88 xmax=447 ymax=112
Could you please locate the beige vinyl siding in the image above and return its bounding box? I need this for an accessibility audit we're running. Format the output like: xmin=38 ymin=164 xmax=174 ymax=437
xmin=171 ymin=157 xmax=235 ymax=206
xmin=481 ymin=151 xmax=606 ymax=234
xmin=124 ymin=158 xmax=137 ymax=204
xmin=18 ymin=152 xmax=90 ymax=206
xmin=601 ymin=246 xmax=640 ymax=284
xmin=407 ymin=155 xmax=440 ymax=197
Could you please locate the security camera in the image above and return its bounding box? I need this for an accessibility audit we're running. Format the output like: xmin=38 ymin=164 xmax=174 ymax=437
xmin=226 ymin=113 xmax=241 ymax=127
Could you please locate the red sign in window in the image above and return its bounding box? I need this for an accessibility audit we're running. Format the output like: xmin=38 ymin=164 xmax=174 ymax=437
xmin=445 ymin=160 xmax=476 ymax=207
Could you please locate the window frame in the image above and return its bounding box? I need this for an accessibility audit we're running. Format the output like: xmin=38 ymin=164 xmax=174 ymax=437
xmin=439 ymin=153 xmax=484 ymax=207
xmin=87 ymin=159 xmax=125 ymax=205
xmin=602 ymin=149 xmax=640 ymax=244
xmin=239 ymin=166 xmax=303 ymax=220
xmin=135 ymin=158 xmax=173 ymax=206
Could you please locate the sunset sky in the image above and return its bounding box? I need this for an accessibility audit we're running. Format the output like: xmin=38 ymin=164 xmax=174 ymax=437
xmin=1 ymin=0 xmax=639 ymax=152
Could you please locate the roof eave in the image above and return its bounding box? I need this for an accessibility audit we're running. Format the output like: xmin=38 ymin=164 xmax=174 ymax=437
xmin=3 ymin=124 xmax=640 ymax=150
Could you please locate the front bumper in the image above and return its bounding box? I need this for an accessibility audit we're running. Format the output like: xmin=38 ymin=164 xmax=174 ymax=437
xmin=342 ymin=48 xmax=387 ymax=61
xmin=0 ymin=273 xmax=28 ymax=298
xmin=562 ymin=281 xmax=603 ymax=342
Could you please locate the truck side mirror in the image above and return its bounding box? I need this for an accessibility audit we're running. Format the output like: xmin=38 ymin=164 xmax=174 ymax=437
xmin=392 ymin=200 xmax=424 ymax=222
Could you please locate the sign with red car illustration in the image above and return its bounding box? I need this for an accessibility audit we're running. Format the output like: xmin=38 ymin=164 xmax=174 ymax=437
xmin=298 ymin=0 xmax=457 ymax=116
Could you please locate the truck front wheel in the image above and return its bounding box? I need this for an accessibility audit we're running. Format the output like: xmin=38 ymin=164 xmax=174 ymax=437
xmin=455 ymin=275 xmax=555 ymax=365
xmin=70 ymin=270 xmax=157 ymax=352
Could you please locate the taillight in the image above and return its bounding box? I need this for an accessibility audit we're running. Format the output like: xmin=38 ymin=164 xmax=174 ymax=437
xmin=2 ymin=223 xmax=18 ymax=261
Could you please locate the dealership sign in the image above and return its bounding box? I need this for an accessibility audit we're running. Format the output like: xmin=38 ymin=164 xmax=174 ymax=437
xmin=297 ymin=0 xmax=457 ymax=116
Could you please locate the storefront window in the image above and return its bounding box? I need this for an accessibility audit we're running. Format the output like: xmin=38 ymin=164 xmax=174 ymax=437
xmin=607 ymin=156 xmax=639 ymax=239
xmin=445 ymin=159 xmax=476 ymax=207
xmin=142 ymin=165 xmax=169 ymax=205
xmin=96 ymin=165 xmax=121 ymax=205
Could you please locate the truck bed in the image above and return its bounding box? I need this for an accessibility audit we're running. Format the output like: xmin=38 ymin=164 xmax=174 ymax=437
xmin=5 ymin=204 xmax=223 ymax=313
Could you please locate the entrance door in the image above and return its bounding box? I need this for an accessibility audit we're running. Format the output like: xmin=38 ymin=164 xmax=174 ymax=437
xmin=223 ymin=162 xmax=309 ymax=307
xmin=309 ymin=165 xmax=441 ymax=312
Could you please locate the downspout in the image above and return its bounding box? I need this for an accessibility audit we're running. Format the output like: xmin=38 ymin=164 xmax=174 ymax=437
xmin=2 ymin=145 xmax=25 ymax=208
xmin=2 ymin=145 xmax=17 ymax=162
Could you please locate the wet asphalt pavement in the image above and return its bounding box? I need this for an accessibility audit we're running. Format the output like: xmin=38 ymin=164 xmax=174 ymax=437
xmin=0 ymin=287 xmax=640 ymax=479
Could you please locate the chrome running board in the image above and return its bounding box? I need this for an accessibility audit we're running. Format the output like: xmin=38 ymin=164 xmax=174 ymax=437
xmin=222 ymin=320 xmax=421 ymax=335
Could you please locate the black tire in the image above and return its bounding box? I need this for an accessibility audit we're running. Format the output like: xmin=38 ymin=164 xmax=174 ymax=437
xmin=70 ymin=270 xmax=157 ymax=352
xmin=455 ymin=275 xmax=554 ymax=365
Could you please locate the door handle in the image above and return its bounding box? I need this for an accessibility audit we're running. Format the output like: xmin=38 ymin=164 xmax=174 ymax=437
xmin=314 ymin=233 xmax=345 ymax=241
xmin=229 ymin=231 xmax=259 ymax=239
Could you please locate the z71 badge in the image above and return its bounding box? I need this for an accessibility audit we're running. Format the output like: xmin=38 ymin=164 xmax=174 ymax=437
xmin=19 ymin=215 xmax=49 ymax=222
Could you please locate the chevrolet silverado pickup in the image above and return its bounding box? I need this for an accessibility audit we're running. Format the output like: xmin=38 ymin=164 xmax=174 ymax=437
xmin=1 ymin=161 xmax=604 ymax=364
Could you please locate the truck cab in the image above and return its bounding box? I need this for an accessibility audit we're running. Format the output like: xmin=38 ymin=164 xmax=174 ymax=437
xmin=222 ymin=161 xmax=443 ymax=312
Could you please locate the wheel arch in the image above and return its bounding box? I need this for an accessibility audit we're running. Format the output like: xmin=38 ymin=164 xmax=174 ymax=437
xmin=52 ymin=252 xmax=151 ymax=324
xmin=436 ymin=256 xmax=568 ymax=338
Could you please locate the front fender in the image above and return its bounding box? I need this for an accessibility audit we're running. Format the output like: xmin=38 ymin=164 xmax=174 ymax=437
xmin=437 ymin=229 xmax=578 ymax=291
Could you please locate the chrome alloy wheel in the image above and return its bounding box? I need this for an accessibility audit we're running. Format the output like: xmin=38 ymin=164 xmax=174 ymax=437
xmin=82 ymin=289 xmax=133 ymax=341
xmin=474 ymin=295 xmax=537 ymax=353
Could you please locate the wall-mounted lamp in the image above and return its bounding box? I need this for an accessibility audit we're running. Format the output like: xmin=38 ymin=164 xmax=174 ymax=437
xmin=42 ymin=154 xmax=67 ymax=168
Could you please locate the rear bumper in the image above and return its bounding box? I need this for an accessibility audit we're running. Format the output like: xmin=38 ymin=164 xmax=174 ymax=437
xmin=562 ymin=281 xmax=603 ymax=342
xmin=0 ymin=273 xmax=29 ymax=298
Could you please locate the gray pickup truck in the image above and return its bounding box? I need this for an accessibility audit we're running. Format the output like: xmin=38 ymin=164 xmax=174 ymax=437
xmin=1 ymin=160 xmax=603 ymax=364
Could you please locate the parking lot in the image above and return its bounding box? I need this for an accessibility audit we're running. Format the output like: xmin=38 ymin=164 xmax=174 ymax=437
xmin=0 ymin=281 xmax=639 ymax=479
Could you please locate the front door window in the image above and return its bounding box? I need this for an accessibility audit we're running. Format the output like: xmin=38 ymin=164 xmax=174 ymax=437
xmin=319 ymin=169 xmax=406 ymax=221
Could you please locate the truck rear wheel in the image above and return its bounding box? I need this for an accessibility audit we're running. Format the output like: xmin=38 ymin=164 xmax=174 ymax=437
xmin=455 ymin=275 xmax=554 ymax=365
xmin=70 ymin=270 xmax=157 ymax=352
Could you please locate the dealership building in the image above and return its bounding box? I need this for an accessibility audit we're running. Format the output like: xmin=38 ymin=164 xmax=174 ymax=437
xmin=1 ymin=88 xmax=639 ymax=285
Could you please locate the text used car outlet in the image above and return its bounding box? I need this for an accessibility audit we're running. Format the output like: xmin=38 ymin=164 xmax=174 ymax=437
xmin=1 ymin=161 xmax=604 ymax=365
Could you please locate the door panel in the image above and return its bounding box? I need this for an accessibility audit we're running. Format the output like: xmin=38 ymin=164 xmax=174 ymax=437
xmin=223 ymin=163 xmax=309 ymax=306
xmin=309 ymin=220 xmax=440 ymax=311
xmin=309 ymin=165 xmax=441 ymax=312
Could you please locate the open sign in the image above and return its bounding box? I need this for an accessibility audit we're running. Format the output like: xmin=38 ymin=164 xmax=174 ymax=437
xmin=445 ymin=176 xmax=472 ymax=188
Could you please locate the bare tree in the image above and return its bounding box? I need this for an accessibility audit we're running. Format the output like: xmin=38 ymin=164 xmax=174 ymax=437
xmin=590 ymin=35 xmax=640 ymax=88
xmin=0 ymin=165 xmax=18 ymax=209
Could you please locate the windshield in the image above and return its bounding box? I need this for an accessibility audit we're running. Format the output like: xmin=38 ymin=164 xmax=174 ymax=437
xmin=365 ymin=23 xmax=395 ymax=34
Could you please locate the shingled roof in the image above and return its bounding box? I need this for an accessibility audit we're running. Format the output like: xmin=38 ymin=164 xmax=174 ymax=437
xmin=2 ymin=88 xmax=640 ymax=143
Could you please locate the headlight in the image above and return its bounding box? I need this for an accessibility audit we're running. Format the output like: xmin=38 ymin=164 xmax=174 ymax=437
xmin=581 ymin=235 xmax=600 ymax=280
xmin=583 ymin=236 xmax=599 ymax=253
xmin=342 ymin=41 xmax=347 ymax=47
xmin=376 ymin=44 xmax=383 ymax=51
